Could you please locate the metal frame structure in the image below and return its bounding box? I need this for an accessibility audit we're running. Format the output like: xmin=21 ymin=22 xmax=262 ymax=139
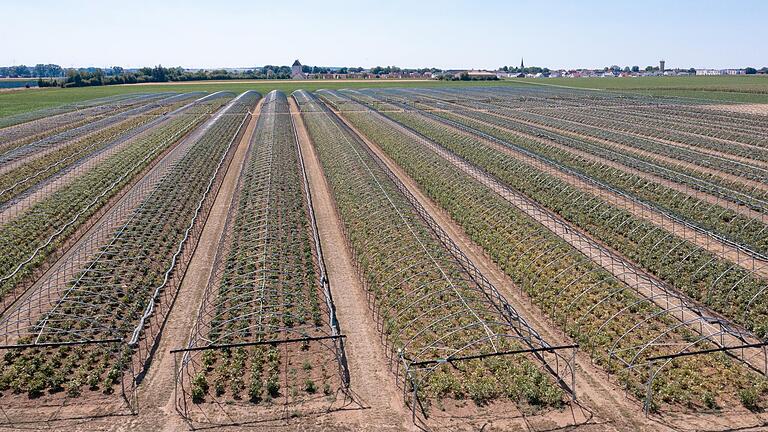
xmin=0 ymin=92 xmax=257 ymax=426
xmin=0 ymin=92 xmax=207 ymax=206
xmin=296 ymin=90 xmax=578 ymax=429
xmin=346 ymin=88 xmax=768 ymax=332
xmin=388 ymin=88 xmax=768 ymax=250
xmin=466 ymin=85 xmax=768 ymax=162
xmin=0 ymin=93 xmax=174 ymax=164
xmin=0 ymin=93 xmax=152 ymax=130
xmin=174 ymin=91 xmax=352 ymax=428
xmin=318 ymin=89 xmax=768 ymax=417
xmin=0 ymin=93 xmax=233 ymax=315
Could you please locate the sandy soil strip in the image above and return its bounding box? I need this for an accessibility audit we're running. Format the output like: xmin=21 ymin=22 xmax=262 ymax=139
xmin=289 ymin=96 xmax=413 ymax=432
xmin=0 ymin=96 xmax=263 ymax=432
xmin=707 ymin=103 xmax=768 ymax=116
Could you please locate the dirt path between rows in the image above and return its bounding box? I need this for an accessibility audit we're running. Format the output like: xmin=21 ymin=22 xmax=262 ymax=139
xmin=327 ymin=107 xmax=659 ymax=431
xmin=0 ymin=99 xmax=251 ymax=432
xmin=289 ymin=97 xmax=413 ymax=432
xmin=116 ymin=97 xmax=264 ymax=431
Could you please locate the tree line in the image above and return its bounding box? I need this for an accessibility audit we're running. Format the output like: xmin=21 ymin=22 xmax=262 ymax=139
xmin=0 ymin=64 xmax=64 ymax=78
xmin=34 ymin=65 xmax=306 ymax=88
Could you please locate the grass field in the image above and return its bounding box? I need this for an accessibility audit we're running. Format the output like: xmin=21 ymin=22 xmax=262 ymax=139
xmin=0 ymin=79 xmax=528 ymax=118
xmin=514 ymin=75 xmax=768 ymax=103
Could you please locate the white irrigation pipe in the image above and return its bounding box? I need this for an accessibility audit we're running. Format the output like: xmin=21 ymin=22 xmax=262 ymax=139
xmin=128 ymin=91 xmax=255 ymax=346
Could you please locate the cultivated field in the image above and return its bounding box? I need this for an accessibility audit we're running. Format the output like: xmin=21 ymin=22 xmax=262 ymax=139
xmin=0 ymin=83 xmax=767 ymax=431
xmin=518 ymin=75 xmax=768 ymax=103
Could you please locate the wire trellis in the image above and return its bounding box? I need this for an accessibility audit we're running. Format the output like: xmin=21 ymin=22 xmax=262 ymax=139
xmin=0 ymin=93 xmax=234 ymax=317
xmin=296 ymin=90 xmax=578 ymax=428
xmin=0 ymin=91 xmax=258 ymax=425
xmin=0 ymin=93 xmax=155 ymax=131
xmin=175 ymin=91 xmax=352 ymax=427
xmin=0 ymin=93 xmax=176 ymax=164
xmin=319 ymin=88 xmax=768 ymax=417
xmin=344 ymin=88 xmax=768 ymax=332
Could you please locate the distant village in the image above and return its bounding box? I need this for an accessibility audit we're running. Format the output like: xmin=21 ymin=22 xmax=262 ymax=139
xmin=1 ymin=59 xmax=766 ymax=89
xmin=284 ymin=59 xmax=766 ymax=81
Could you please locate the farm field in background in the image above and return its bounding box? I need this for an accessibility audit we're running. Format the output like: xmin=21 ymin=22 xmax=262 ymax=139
xmin=0 ymin=80 xmax=530 ymax=118
xmin=0 ymin=83 xmax=767 ymax=431
xmin=3 ymin=75 xmax=768 ymax=119
xmin=516 ymin=75 xmax=768 ymax=103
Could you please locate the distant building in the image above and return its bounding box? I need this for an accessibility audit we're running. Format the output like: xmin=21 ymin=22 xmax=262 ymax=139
xmin=659 ymin=59 xmax=665 ymax=72
xmin=696 ymin=69 xmax=721 ymax=76
xmin=452 ymin=70 xmax=497 ymax=79
xmin=695 ymin=68 xmax=746 ymax=76
xmin=291 ymin=60 xmax=305 ymax=80
xmin=468 ymin=70 xmax=497 ymax=78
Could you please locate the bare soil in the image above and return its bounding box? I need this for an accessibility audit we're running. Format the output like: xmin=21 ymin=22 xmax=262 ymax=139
xmin=117 ymin=98 xmax=266 ymax=432
xmin=289 ymin=96 xmax=414 ymax=432
xmin=707 ymin=103 xmax=768 ymax=116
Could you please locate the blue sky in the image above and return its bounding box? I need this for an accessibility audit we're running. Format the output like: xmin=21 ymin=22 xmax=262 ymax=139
xmin=1 ymin=0 xmax=765 ymax=69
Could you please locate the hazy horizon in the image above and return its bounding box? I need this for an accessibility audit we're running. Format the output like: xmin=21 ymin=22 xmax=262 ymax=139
xmin=2 ymin=0 xmax=765 ymax=70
